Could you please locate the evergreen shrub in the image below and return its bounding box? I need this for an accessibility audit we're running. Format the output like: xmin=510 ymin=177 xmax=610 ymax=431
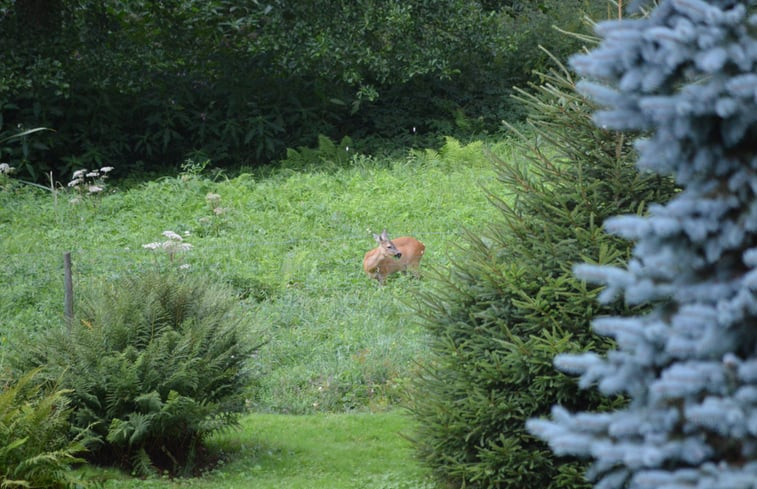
xmin=407 ymin=52 xmax=676 ymax=488
xmin=17 ymin=270 xmax=259 ymax=476
xmin=528 ymin=1 xmax=757 ymax=488
xmin=0 ymin=369 xmax=88 ymax=489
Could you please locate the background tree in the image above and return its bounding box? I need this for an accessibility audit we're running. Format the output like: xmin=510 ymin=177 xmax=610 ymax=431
xmin=407 ymin=47 xmax=676 ymax=488
xmin=528 ymin=1 xmax=757 ymax=488
xmin=0 ymin=0 xmax=599 ymax=181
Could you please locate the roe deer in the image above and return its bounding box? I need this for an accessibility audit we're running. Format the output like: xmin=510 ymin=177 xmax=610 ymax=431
xmin=363 ymin=229 xmax=425 ymax=285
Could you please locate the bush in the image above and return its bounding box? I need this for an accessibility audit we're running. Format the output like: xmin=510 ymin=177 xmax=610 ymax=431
xmin=0 ymin=369 xmax=88 ymax=489
xmin=407 ymin=51 xmax=676 ymax=488
xmin=17 ymin=270 xmax=260 ymax=476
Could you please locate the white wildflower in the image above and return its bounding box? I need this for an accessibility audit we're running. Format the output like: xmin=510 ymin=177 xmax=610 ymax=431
xmin=88 ymin=185 xmax=103 ymax=193
xmin=178 ymin=263 xmax=191 ymax=270
xmin=72 ymin=169 xmax=87 ymax=178
xmin=162 ymin=230 xmax=183 ymax=241
xmin=163 ymin=240 xmax=192 ymax=254
xmin=86 ymin=171 xmax=100 ymax=178
xmin=0 ymin=163 xmax=15 ymax=175
xmin=144 ymin=230 xmax=193 ymax=263
xmin=206 ymin=192 xmax=221 ymax=203
xmin=100 ymin=166 xmax=114 ymax=173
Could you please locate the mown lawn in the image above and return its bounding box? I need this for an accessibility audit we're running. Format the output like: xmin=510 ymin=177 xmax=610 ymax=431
xmin=93 ymin=411 xmax=434 ymax=489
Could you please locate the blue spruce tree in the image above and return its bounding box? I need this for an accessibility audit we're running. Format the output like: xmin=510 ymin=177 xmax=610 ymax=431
xmin=527 ymin=1 xmax=757 ymax=488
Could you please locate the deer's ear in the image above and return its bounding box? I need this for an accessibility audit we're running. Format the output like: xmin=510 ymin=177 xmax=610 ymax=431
xmin=373 ymin=233 xmax=381 ymax=243
xmin=380 ymin=229 xmax=389 ymax=240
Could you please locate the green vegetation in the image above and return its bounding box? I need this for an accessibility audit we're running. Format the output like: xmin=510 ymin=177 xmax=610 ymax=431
xmin=1 ymin=136 xmax=509 ymax=485
xmin=0 ymin=0 xmax=600 ymax=180
xmin=407 ymin=58 xmax=677 ymax=488
xmin=0 ymin=0 xmax=684 ymax=489
xmin=0 ymin=4 xmax=662 ymax=488
xmin=0 ymin=369 xmax=88 ymax=489
xmin=0 ymin=138 xmax=505 ymax=416
xmin=15 ymin=270 xmax=258 ymax=476
xmin=95 ymin=411 xmax=432 ymax=489
xmin=0 ymin=79 xmax=675 ymax=487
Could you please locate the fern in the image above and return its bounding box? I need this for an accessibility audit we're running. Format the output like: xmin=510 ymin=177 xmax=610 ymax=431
xmin=15 ymin=270 xmax=261 ymax=476
xmin=0 ymin=369 xmax=88 ymax=489
xmin=281 ymin=134 xmax=354 ymax=169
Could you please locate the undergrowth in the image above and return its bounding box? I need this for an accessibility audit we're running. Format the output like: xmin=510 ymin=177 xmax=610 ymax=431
xmin=0 ymin=369 xmax=89 ymax=489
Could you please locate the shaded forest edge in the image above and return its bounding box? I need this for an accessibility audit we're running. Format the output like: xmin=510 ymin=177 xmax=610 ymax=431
xmin=0 ymin=0 xmax=604 ymax=182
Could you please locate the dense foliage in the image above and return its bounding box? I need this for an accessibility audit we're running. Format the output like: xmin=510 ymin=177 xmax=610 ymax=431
xmin=0 ymin=0 xmax=599 ymax=181
xmin=408 ymin=54 xmax=676 ymax=488
xmin=0 ymin=370 xmax=88 ymax=489
xmin=528 ymin=1 xmax=757 ymax=488
xmin=15 ymin=270 xmax=259 ymax=476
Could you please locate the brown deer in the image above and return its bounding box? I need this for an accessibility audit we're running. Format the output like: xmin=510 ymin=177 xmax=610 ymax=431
xmin=363 ymin=229 xmax=425 ymax=285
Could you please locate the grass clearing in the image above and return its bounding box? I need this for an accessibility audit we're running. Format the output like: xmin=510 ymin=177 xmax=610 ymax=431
xmin=93 ymin=410 xmax=434 ymax=489
xmin=1 ymin=137 xmax=516 ymax=413
xmin=1 ymin=136 xmax=522 ymax=485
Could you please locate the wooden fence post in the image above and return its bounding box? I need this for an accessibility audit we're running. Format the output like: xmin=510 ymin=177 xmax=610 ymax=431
xmin=64 ymin=251 xmax=74 ymax=328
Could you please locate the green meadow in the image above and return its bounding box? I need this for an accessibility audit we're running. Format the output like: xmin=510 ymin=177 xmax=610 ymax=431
xmin=1 ymin=137 xmax=517 ymax=487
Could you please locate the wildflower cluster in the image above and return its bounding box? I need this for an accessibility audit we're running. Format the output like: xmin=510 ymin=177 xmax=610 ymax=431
xmin=0 ymin=163 xmax=16 ymax=189
xmin=205 ymin=192 xmax=226 ymax=216
xmin=68 ymin=166 xmax=114 ymax=200
xmin=142 ymin=231 xmax=193 ymax=266
xmin=197 ymin=192 xmax=228 ymax=236
xmin=0 ymin=163 xmax=15 ymax=176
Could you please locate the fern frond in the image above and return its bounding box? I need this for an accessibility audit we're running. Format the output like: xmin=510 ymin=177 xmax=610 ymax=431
xmin=0 ymin=370 xmax=86 ymax=488
xmin=130 ymin=448 xmax=155 ymax=477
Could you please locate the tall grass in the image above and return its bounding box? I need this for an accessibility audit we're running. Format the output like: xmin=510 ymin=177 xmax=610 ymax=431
xmin=1 ymin=137 xmax=516 ymax=412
